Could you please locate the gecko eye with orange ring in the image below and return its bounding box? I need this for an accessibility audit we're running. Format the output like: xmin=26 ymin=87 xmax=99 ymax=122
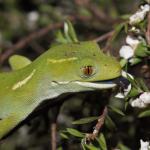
xmin=81 ymin=65 xmax=96 ymax=78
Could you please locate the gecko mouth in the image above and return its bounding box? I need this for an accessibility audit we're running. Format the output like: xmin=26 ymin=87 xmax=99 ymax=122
xmin=74 ymin=77 xmax=128 ymax=89
xmin=74 ymin=81 xmax=116 ymax=89
xmin=74 ymin=78 xmax=119 ymax=89
xmin=52 ymin=77 xmax=126 ymax=90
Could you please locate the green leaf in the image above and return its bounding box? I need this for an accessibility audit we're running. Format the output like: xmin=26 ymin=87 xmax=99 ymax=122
xmin=66 ymin=128 xmax=85 ymax=138
xmin=137 ymin=78 xmax=149 ymax=92
xmin=64 ymin=21 xmax=78 ymax=43
xmin=78 ymin=7 xmax=92 ymax=17
xmin=72 ymin=116 xmax=99 ymax=125
xmin=135 ymin=42 xmax=149 ymax=57
xmin=118 ymin=143 xmax=131 ymax=150
xmin=85 ymin=144 xmax=99 ymax=150
xmin=120 ymin=14 xmax=130 ymax=20
xmin=111 ymin=23 xmax=125 ymax=41
xmin=125 ymin=101 xmax=129 ymax=110
xmin=124 ymin=22 xmax=129 ymax=33
xmin=108 ymin=106 xmax=125 ymax=116
xmin=105 ymin=115 xmax=116 ymax=130
xmin=129 ymin=57 xmax=142 ymax=65
xmin=138 ymin=19 xmax=147 ymax=31
xmin=57 ymin=147 xmax=63 ymax=150
xmin=138 ymin=110 xmax=150 ymax=118
xmin=125 ymin=75 xmax=143 ymax=96
xmin=55 ymin=30 xmax=67 ymax=44
xmin=125 ymin=74 xmax=136 ymax=87
xmin=127 ymin=87 xmax=141 ymax=98
xmin=120 ymin=59 xmax=128 ymax=68
xmin=66 ymin=20 xmax=78 ymax=42
xmin=60 ymin=133 xmax=69 ymax=139
xmin=81 ymin=142 xmax=86 ymax=150
xmin=97 ymin=133 xmax=107 ymax=150
xmin=55 ymin=21 xmax=79 ymax=44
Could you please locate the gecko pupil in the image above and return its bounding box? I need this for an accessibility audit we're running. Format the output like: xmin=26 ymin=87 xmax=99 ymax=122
xmin=83 ymin=66 xmax=93 ymax=76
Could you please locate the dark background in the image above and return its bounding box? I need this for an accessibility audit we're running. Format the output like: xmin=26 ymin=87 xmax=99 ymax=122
xmin=0 ymin=0 xmax=150 ymax=150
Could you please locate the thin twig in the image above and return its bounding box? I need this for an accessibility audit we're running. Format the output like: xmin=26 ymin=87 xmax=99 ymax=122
xmin=0 ymin=23 xmax=62 ymax=64
xmin=74 ymin=0 xmax=122 ymax=24
xmin=90 ymin=6 xmax=123 ymax=24
xmin=87 ymin=5 xmax=114 ymax=24
xmin=49 ymin=95 xmax=71 ymax=150
xmin=146 ymin=12 xmax=150 ymax=45
xmin=0 ymin=15 xmax=90 ymax=64
xmin=51 ymin=123 xmax=57 ymax=150
xmin=85 ymin=106 xmax=108 ymax=141
xmin=30 ymin=41 xmax=45 ymax=54
xmin=93 ymin=30 xmax=114 ymax=42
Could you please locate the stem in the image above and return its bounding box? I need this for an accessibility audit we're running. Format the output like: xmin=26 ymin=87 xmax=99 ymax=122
xmin=94 ymin=30 xmax=114 ymax=43
xmin=85 ymin=106 xmax=108 ymax=141
xmin=146 ymin=12 xmax=150 ymax=45
xmin=51 ymin=122 xmax=57 ymax=150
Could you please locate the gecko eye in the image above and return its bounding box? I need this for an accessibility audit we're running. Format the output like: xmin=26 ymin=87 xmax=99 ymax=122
xmin=81 ymin=65 xmax=96 ymax=78
xmin=78 ymin=58 xmax=97 ymax=78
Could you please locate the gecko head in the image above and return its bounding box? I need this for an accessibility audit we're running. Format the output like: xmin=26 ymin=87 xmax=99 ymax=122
xmin=45 ymin=41 xmax=121 ymax=90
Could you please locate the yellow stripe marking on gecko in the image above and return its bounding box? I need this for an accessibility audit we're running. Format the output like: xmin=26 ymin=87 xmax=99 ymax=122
xmin=47 ymin=57 xmax=78 ymax=63
xmin=12 ymin=69 xmax=36 ymax=90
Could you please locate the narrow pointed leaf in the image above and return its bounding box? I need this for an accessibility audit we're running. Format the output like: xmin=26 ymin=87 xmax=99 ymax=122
xmin=105 ymin=115 xmax=116 ymax=130
xmin=72 ymin=116 xmax=99 ymax=125
xmin=118 ymin=143 xmax=131 ymax=150
xmin=55 ymin=30 xmax=67 ymax=43
xmin=138 ymin=110 xmax=150 ymax=118
xmin=97 ymin=133 xmax=107 ymax=150
xmin=60 ymin=133 xmax=69 ymax=139
xmin=66 ymin=128 xmax=85 ymax=138
xmin=109 ymin=106 xmax=125 ymax=116
xmin=85 ymin=144 xmax=99 ymax=150
xmin=66 ymin=20 xmax=78 ymax=42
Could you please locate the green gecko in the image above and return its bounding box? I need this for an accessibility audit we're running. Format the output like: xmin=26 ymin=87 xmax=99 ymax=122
xmin=0 ymin=41 xmax=121 ymax=140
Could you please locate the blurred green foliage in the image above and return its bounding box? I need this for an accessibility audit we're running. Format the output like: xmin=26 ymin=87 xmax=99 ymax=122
xmin=0 ymin=0 xmax=150 ymax=150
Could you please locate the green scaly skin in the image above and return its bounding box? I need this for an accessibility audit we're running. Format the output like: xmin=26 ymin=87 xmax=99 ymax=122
xmin=0 ymin=41 xmax=121 ymax=140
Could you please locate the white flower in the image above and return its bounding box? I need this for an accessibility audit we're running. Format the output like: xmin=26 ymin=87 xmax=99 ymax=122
xmin=129 ymin=4 xmax=150 ymax=25
xmin=130 ymin=26 xmax=141 ymax=33
xmin=27 ymin=11 xmax=39 ymax=22
xmin=115 ymin=92 xmax=125 ymax=99
xmin=27 ymin=11 xmax=39 ymax=29
xmin=129 ymin=11 xmax=145 ymax=25
xmin=131 ymin=92 xmax=150 ymax=108
xmin=141 ymin=4 xmax=150 ymax=12
xmin=126 ymin=35 xmax=140 ymax=50
xmin=139 ymin=92 xmax=150 ymax=104
xmin=119 ymin=45 xmax=134 ymax=59
xmin=119 ymin=36 xmax=145 ymax=60
xmin=131 ymin=98 xmax=147 ymax=108
xmin=140 ymin=139 xmax=150 ymax=150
